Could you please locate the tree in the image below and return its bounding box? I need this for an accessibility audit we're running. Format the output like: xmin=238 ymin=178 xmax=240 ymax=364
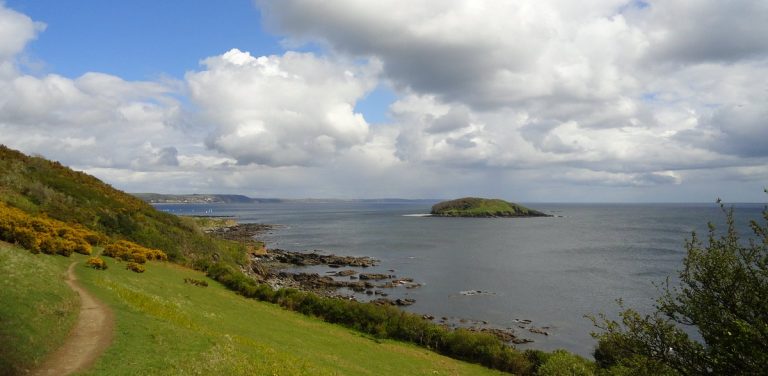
xmin=591 ymin=194 xmax=768 ymax=375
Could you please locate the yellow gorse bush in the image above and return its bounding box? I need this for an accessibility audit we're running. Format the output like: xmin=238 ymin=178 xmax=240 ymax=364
xmin=0 ymin=202 xmax=101 ymax=256
xmin=102 ymin=240 xmax=167 ymax=264
xmin=125 ymin=261 xmax=146 ymax=273
xmin=86 ymin=256 xmax=108 ymax=270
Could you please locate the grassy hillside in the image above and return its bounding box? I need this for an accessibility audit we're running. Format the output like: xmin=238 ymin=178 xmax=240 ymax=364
xmin=0 ymin=244 xmax=503 ymax=376
xmin=431 ymin=197 xmax=549 ymax=217
xmin=0 ymin=243 xmax=79 ymax=375
xmin=0 ymin=145 xmax=241 ymax=267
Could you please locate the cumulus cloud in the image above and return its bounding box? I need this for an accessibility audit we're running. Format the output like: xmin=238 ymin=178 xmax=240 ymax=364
xmin=556 ymin=169 xmax=681 ymax=187
xmin=258 ymin=0 xmax=647 ymax=108
xmin=131 ymin=143 xmax=180 ymax=168
xmin=0 ymin=3 xmax=197 ymax=173
xmin=258 ymin=0 xmax=768 ymax=191
xmin=387 ymin=93 xmax=731 ymax=178
xmin=0 ymin=1 xmax=765 ymax=201
xmin=679 ymin=103 xmax=768 ymax=158
xmin=637 ymin=0 xmax=768 ymax=63
xmin=187 ymin=49 xmax=377 ymax=166
xmin=0 ymin=70 xmax=187 ymax=169
xmin=0 ymin=3 xmax=44 ymax=76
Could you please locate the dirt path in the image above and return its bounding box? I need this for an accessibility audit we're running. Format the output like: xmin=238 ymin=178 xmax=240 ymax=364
xmin=32 ymin=262 xmax=115 ymax=376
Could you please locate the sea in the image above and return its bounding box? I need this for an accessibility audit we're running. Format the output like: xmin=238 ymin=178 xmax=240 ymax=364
xmin=155 ymin=201 xmax=765 ymax=357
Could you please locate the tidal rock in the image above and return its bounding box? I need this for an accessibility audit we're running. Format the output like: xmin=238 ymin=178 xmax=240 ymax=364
xmin=395 ymin=298 xmax=416 ymax=306
xmin=266 ymin=249 xmax=379 ymax=268
xmin=359 ymin=273 xmax=390 ymax=280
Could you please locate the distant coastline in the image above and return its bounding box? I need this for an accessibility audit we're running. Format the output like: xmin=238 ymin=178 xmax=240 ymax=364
xmin=133 ymin=193 xmax=438 ymax=205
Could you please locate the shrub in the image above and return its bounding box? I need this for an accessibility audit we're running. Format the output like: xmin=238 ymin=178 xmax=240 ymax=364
xmin=86 ymin=256 xmax=108 ymax=270
xmin=537 ymin=350 xmax=595 ymax=376
xmin=591 ymin=196 xmax=768 ymax=375
xmin=12 ymin=227 xmax=40 ymax=252
xmin=0 ymin=202 xmax=98 ymax=256
xmin=126 ymin=262 xmax=145 ymax=273
xmin=183 ymin=278 xmax=208 ymax=287
xmin=102 ymin=240 xmax=167 ymax=264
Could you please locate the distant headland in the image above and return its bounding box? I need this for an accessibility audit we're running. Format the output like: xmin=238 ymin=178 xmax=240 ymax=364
xmin=430 ymin=197 xmax=551 ymax=218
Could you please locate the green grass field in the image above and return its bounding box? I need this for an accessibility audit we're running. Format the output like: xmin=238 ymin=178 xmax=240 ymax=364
xmin=0 ymin=243 xmax=79 ymax=375
xmin=0 ymin=245 xmax=503 ymax=375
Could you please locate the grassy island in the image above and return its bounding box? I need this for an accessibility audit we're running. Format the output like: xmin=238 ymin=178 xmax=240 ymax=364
xmin=430 ymin=197 xmax=550 ymax=217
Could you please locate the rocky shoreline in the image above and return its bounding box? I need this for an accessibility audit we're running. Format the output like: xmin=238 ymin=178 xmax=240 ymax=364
xmin=203 ymin=222 xmax=274 ymax=242
xmin=207 ymin=221 xmax=543 ymax=346
xmin=250 ymin=250 xmax=423 ymax=305
xmin=263 ymin=248 xmax=379 ymax=268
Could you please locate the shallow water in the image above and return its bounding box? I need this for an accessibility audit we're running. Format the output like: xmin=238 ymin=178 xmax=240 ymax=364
xmin=158 ymin=201 xmax=764 ymax=356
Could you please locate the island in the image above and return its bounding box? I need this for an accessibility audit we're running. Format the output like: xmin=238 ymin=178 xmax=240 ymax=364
xmin=430 ymin=197 xmax=551 ymax=217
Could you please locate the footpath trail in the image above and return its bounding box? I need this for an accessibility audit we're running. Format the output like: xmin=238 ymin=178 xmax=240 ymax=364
xmin=32 ymin=262 xmax=114 ymax=376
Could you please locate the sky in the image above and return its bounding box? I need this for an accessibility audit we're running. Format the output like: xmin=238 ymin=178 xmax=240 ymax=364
xmin=0 ymin=0 xmax=766 ymax=202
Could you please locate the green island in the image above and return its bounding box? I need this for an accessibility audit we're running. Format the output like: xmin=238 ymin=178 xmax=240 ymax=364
xmin=430 ymin=197 xmax=551 ymax=218
xmin=1 ymin=144 xmax=766 ymax=376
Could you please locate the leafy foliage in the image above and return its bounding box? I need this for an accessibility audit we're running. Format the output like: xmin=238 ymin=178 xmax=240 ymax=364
xmin=537 ymin=350 xmax=596 ymax=376
xmin=591 ymin=197 xmax=768 ymax=375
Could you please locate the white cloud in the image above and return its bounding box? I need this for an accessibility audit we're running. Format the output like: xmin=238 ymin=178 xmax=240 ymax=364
xmin=0 ymin=70 xmax=188 ymax=169
xmin=637 ymin=0 xmax=768 ymax=63
xmin=0 ymin=3 xmax=44 ymax=77
xmin=0 ymin=1 xmax=765 ymax=201
xmin=257 ymin=0 xmax=768 ymax=193
xmin=0 ymin=2 xmax=204 ymax=172
xmin=258 ymin=0 xmax=644 ymax=108
xmin=187 ymin=49 xmax=377 ymax=166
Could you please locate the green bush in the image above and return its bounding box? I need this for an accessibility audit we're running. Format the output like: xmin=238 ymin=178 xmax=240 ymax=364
xmin=537 ymin=350 xmax=595 ymax=376
xmin=126 ymin=262 xmax=145 ymax=273
xmin=183 ymin=278 xmax=208 ymax=287
xmin=591 ymin=196 xmax=768 ymax=375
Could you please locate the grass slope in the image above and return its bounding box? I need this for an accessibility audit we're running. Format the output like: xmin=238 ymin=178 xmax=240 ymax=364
xmin=0 ymin=145 xmax=239 ymax=266
xmin=0 ymin=244 xmax=502 ymax=375
xmin=431 ymin=197 xmax=549 ymax=217
xmin=0 ymin=243 xmax=78 ymax=375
